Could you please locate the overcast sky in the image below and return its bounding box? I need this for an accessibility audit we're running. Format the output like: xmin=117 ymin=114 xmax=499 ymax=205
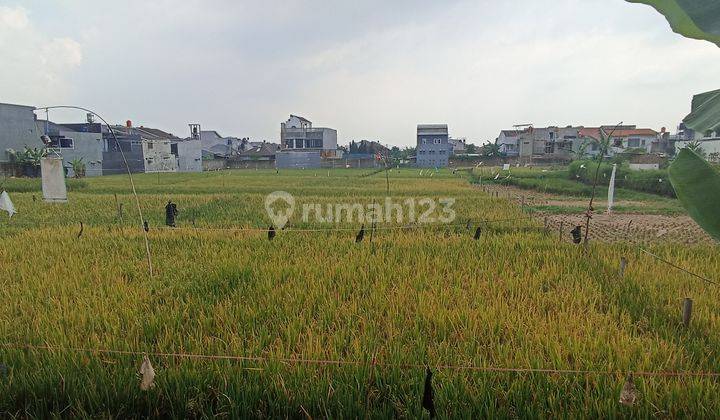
xmin=1 ymin=0 xmax=718 ymax=147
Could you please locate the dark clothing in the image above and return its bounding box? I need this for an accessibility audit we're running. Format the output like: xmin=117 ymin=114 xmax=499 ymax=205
xmin=571 ymin=225 xmax=582 ymax=244
xmin=165 ymin=202 xmax=178 ymax=227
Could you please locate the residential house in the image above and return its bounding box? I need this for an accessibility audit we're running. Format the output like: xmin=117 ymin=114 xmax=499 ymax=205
xmin=238 ymin=141 xmax=279 ymax=162
xmin=449 ymin=137 xmax=467 ymax=155
xmin=345 ymin=140 xmax=389 ymax=168
xmin=0 ymin=103 xmax=43 ymax=175
xmin=416 ymin=124 xmax=451 ymax=168
xmin=172 ymin=138 xmax=202 ymax=172
xmin=629 ymin=154 xmax=664 ymax=171
xmin=108 ymin=124 xmax=178 ymax=173
xmin=578 ymin=126 xmax=658 ymax=156
xmin=675 ymin=89 xmax=720 ymax=158
xmin=277 ymin=115 xmax=339 ymax=168
xmin=37 ymin=120 xmax=104 ymax=177
xmin=199 ymin=130 xmax=249 ymax=158
xmin=495 ymin=130 xmax=521 ymax=156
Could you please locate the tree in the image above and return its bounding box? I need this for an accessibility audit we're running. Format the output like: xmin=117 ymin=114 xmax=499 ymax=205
xmin=686 ymin=140 xmax=707 ymax=159
xmin=70 ymin=158 xmax=87 ymax=178
xmin=465 ymin=143 xmax=477 ymax=154
xmin=479 ymin=142 xmax=501 ymax=157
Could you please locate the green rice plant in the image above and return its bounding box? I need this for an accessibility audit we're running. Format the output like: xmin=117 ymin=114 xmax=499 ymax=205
xmin=0 ymin=168 xmax=718 ymax=417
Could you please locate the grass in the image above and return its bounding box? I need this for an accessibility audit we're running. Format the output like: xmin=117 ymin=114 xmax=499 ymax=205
xmin=1 ymin=168 xmax=719 ymax=417
xmin=471 ymin=167 xmax=686 ymax=215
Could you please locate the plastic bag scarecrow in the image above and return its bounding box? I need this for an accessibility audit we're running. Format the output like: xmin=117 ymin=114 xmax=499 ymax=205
xmin=0 ymin=191 xmax=16 ymax=218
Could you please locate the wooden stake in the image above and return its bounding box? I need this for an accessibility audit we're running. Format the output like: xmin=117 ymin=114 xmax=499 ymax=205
xmin=683 ymin=298 xmax=693 ymax=327
xmin=619 ymin=257 xmax=627 ymax=277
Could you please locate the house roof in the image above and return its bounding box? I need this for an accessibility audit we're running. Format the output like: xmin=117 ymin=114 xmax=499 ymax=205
xmin=134 ymin=127 xmax=180 ymax=140
xmin=36 ymin=120 xmax=75 ymax=133
xmin=630 ymin=154 xmax=664 ymax=164
xmin=609 ymin=128 xmax=658 ymax=137
xmin=110 ymin=125 xmax=178 ymax=140
xmin=205 ymin=144 xmax=235 ymax=157
xmin=500 ymin=130 xmax=522 ymax=136
xmin=578 ymin=127 xmax=601 ymax=140
xmin=290 ymin=114 xmax=311 ymax=123
xmin=578 ymin=127 xmax=657 ymax=139
xmin=683 ymin=88 xmax=720 ymax=134
xmin=200 ymin=130 xmax=227 ymax=140
xmin=239 ymin=142 xmax=279 ymax=157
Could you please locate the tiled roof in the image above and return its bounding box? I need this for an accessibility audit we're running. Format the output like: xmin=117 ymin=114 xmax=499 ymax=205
xmin=579 ymin=127 xmax=657 ymax=139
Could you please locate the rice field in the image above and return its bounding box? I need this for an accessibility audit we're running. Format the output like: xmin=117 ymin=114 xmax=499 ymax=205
xmin=1 ymin=168 xmax=719 ymax=417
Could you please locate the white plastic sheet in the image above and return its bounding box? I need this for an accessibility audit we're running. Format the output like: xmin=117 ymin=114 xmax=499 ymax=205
xmin=139 ymin=355 xmax=156 ymax=391
xmin=0 ymin=191 xmax=16 ymax=218
xmin=607 ymin=163 xmax=617 ymax=213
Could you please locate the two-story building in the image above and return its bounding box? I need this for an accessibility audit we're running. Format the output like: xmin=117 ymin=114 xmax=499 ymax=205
xmin=496 ymin=130 xmax=522 ymax=156
xmin=37 ymin=119 xmax=105 ymax=177
xmin=416 ymin=124 xmax=451 ymax=168
xmin=578 ymin=126 xmax=658 ymax=156
xmin=277 ymin=115 xmax=338 ymax=168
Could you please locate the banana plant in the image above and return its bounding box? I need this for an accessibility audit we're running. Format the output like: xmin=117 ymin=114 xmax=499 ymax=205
xmin=668 ymin=148 xmax=720 ymax=242
xmin=626 ymin=0 xmax=720 ymax=47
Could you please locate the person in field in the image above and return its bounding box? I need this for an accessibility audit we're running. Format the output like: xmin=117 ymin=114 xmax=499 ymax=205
xmin=165 ymin=200 xmax=178 ymax=227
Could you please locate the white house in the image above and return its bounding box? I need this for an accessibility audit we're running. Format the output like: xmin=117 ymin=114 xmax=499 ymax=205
xmin=495 ymin=130 xmax=521 ymax=156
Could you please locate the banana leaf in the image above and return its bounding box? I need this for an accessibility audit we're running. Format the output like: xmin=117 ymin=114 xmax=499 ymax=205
xmin=626 ymin=0 xmax=720 ymax=47
xmin=668 ymin=148 xmax=720 ymax=242
xmin=683 ymin=89 xmax=720 ymax=135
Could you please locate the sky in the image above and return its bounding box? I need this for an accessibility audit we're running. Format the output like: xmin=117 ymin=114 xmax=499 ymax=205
xmin=1 ymin=0 xmax=719 ymax=147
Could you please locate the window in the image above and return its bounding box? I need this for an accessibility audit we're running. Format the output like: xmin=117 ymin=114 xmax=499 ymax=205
xmin=549 ymin=132 xmax=555 ymax=140
xmin=148 ymin=142 xmax=154 ymax=150
xmin=48 ymin=136 xmax=74 ymax=149
xmin=439 ymin=150 xmax=446 ymax=154
xmin=170 ymin=143 xmax=178 ymax=155
xmin=433 ymin=138 xmax=442 ymax=144
xmin=285 ymin=139 xmax=294 ymax=148
xmin=295 ymin=139 xmax=304 ymax=148
xmin=422 ymin=138 xmax=428 ymax=144
xmin=627 ymin=138 xmax=640 ymax=148
xmin=613 ymin=138 xmax=622 ymax=147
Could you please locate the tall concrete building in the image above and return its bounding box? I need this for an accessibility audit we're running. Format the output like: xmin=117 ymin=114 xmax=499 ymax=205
xmin=277 ymin=115 xmax=338 ymax=168
xmin=416 ymin=124 xmax=451 ymax=167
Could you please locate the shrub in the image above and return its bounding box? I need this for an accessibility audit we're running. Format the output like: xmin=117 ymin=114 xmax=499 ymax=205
xmin=569 ymin=160 xmax=675 ymax=198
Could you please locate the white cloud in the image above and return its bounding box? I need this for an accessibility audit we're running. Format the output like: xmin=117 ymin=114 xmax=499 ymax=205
xmin=0 ymin=5 xmax=29 ymax=29
xmin=0 ymin=6 xmax=82 ymax=106
xmin=1 ymin=0 xmax=718 ymax=145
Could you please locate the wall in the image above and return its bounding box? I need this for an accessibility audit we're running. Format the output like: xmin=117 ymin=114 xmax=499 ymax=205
xmin=281 ymin=127 xmax=338 ymax=151
xmin=175 ymin=139 xmax=202 ymax=172
xmin=629 ymin=163 xmax=660 ymax=171
xmin=51 ymin=130 xmax=104 ymax=177
xmin=676 ymin=138 xmax=720 ymax=157
xmin=142 ymin=139 xmax=177 ymax=172
xmin=276 ymin=151 xmax=322 ymax=168
xmin=416 ymin=126 xmax=450 ymax=167
xmin=0 ymin=103 xmax=43 ymax=163
xmin=202 ymin=159 xmax=226 ymax=171
xmin=102 ymin=136 xmax=145 ymax=175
